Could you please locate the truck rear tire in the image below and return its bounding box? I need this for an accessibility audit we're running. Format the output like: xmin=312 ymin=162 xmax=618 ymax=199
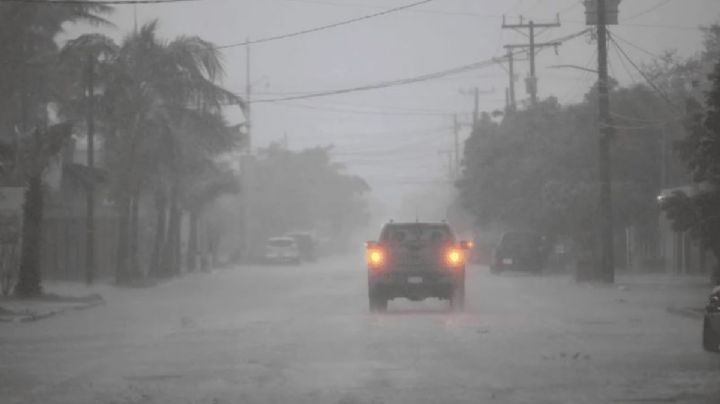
xmin=703 ymin=317 xmax=720 ymax=353
xmin=369 ymin=295 xmax=387 ymax=312
xmin=450 ymin=283 xmax=465 ymax=311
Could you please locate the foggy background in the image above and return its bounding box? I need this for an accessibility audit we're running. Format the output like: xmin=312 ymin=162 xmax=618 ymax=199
xmin=69 ymin=0 xmax=720 ymax=219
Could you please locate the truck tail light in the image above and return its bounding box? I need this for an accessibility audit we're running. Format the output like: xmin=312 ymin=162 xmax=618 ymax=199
xmin=445 ymin=248 xmax=465 ymax=268
xmin=366 ymin=247 xmax=386 ymax=270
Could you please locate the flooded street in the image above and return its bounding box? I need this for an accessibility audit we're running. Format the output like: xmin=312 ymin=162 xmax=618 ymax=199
xmin=3 ymin=256 xmax=718 ymax=404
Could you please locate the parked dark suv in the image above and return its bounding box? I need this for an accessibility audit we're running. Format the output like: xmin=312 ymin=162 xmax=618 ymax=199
xmin=703 ymin=286 xmax=720 ymax=353
xmin=286 ymin=232 xmax=316 ymax=262
xmin=491 ymin=231 xmax=547 ymax=274
xmin=365 ymin=222 xmax=470 ymax=312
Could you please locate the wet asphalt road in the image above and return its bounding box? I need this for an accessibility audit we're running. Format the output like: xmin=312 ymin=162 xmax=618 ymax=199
xmin=2 ymin=254 xmax=719 ymax=404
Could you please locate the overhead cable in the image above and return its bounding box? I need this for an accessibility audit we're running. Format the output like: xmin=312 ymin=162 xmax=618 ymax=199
xmin=623 ymin=0 xmax=674 ymax=21
xmin=608 ymin=31 xmax=680 ymax=111
xmin=251 ymin=29 xmax=589 ymax=103
xmin=216 ymin=0 xmax=436 ymax=49
xmin=0 ymin=0 xmax=198 ymax=4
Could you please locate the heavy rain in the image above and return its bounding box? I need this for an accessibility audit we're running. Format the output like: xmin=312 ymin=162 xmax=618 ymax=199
xmin=2 ymin=1 xmax=720 ymax=403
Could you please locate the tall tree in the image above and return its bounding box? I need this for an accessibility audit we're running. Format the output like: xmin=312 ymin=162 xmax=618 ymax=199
xmin=0 ymin=2 xmax=112 ymax=297
xmin=100 ymin=22 xmax=242 ymax=281
xmin=661 ymin=60 xmax=720 ymax=284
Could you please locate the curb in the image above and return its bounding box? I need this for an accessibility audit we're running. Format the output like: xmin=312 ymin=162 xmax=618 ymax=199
xmin=665 ymin=306 xmax=705 ymax=320
xmin=0 ymin=298 xmax=105 ymax=323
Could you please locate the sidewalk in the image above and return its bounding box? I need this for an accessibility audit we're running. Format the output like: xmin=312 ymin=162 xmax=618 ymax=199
xmin=595 ymin=272 xmax=712 ymax=319
xmin=0 ymin=282 xmax=105 ymax=323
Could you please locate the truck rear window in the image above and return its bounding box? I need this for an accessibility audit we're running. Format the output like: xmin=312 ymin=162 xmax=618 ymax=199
xmin=381 ymin=225 xmax=452 ymax=243
xmin=268 ymin=239 xmax=294 ymax=248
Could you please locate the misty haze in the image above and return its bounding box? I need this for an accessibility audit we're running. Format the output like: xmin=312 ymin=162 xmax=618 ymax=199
xmin=2 ymin=0 xmax=720 ymax=403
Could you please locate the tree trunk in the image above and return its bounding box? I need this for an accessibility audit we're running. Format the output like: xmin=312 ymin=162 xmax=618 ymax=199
xmin=129 ymin=191 xmax=141 ymax=277
xmin=186 ymin=208 xmax=198 ymax=272
xmin=162 ymin=183 xmax=181 ymax=276
xmin=117 ymin=116 xmax=140 ymax=283
xmin=709 ymin=245 xmax=720 ymax=286
xmin=208 ymin=226 xmax=220 ymax=268
xmin=115 ymin=195 xmax=130 ymax=284
xmin=15 ymin=176 xmax=43 ymax=297
xmin=150 ymin=190 xmax=167 ymax=278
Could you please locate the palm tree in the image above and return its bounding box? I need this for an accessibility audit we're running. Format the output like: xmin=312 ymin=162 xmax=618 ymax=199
xmin=0 ymin=2 xmax=113 ymax=297
xmin=183 ymin=160 xmax=240 ymax=272
xmin=59 ymin=33 xmax=119 ymax=285
xmin=101 ymin=22 xmax=243 ymax=281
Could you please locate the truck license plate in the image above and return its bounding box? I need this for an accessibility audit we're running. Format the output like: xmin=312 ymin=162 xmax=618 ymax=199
xmin=408 ymin=277 xmax=423 ymax=284
xmin=502 ymin=258 xmax=513 ymax=265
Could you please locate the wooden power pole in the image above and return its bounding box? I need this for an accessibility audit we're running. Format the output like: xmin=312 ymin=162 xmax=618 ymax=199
xmin=502 ymin=15 xmax=561 ymax=107
xmin=596 ymin=0 xmax=615 ymax=283
xmin=506 ymin=48 xmax=517 ymax=112
xmin=85 ymin=55 xmax=96 ymax=285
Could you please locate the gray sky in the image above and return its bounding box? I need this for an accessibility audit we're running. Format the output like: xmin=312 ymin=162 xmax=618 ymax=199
xmin=76 ymin=0 xmax=720 ymax=214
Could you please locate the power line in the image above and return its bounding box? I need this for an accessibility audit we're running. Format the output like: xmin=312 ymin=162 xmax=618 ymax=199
xmin=248 ymin=29 xmax=588 ymax=103
xmin=611 ymin=36 xmax=639 ymax=84
xmin=272 ymin=101 xmax=460 ymax=116
xmin=559 ymin=47 xmax=597 ymax=102
xmin=564 ymin=19 xmax=699 ymax=31
xmin=216 ymin=0 xmax=436 ymax=49
xmin=0 ymin=0 xmax=198 ymax=4
xmin=608 ymin=32 xmax=679 ymax=110
xmin=275 ymin=0 xmax=500 ymax=19
xmin=322 ymin=125 xmax=454 ymax=138
xmin=623 ymin=0 xmax=674 ymax=21
xmin=608 ymin=30 xmax=663 ymax=59
xmin=252 ymin=59 xmax=504 ymax=103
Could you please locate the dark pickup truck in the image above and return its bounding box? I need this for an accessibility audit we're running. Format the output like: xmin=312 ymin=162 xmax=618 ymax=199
xmin=365 ymin=222 xmax=471 ymax=312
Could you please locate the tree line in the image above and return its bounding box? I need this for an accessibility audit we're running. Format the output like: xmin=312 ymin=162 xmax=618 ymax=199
xmin=0 ymin=3 xmax=372 ymax=297
xmin=457 ymin=25 xmax=720 ymax=280
xmin=2 ymin=3 xmax=244 ymax=296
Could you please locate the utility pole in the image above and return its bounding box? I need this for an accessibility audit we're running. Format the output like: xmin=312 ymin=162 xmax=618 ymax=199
xmin=472 ymin=88 xmax=479 ymax=129
xmin=659 ymin=123 xmax=668 ymax=188
xmin=85 ymin=55 xmax=95 ymax=286
xmin=241 ymin=39 xmax=253 ymax=262
xmin=529 ymin=20 xmax=536 ymax=105
xmin=596 ymin=0 xmax=615 ymax=283
xmin=502 ymin=15 xmax=561 ymax=107
xmin=453 ymin=114 xmax=460 ymax=178
xmin=133 ymin=4 xmax=138 ymax=33
xmin=507 ymin=48 xmax=517 ymax=112
xmin=460 ymin=87 xmax=493 ymax=126
xmin=245 ymin=39 xmax=252 ymax=153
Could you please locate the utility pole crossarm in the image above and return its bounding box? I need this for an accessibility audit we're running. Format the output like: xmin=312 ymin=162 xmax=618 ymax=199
xmin=502 ymin=14 xmax=560 ymax=29
xmin=503 ymin=42 xmax=562 ymax=50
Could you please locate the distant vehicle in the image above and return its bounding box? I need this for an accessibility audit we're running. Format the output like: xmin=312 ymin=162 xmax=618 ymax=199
xmin=285 ymin=232 xmax=316 ymax=262
xmin=491 ymin=231 xmax=547 ymax=274
xmin=263 ymin=237 xmax=301 ymax=265
xmin=365 ymin=222 xmax=471 ymax=312
xmin=703 ymin=286 xmax=720 ymax=353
